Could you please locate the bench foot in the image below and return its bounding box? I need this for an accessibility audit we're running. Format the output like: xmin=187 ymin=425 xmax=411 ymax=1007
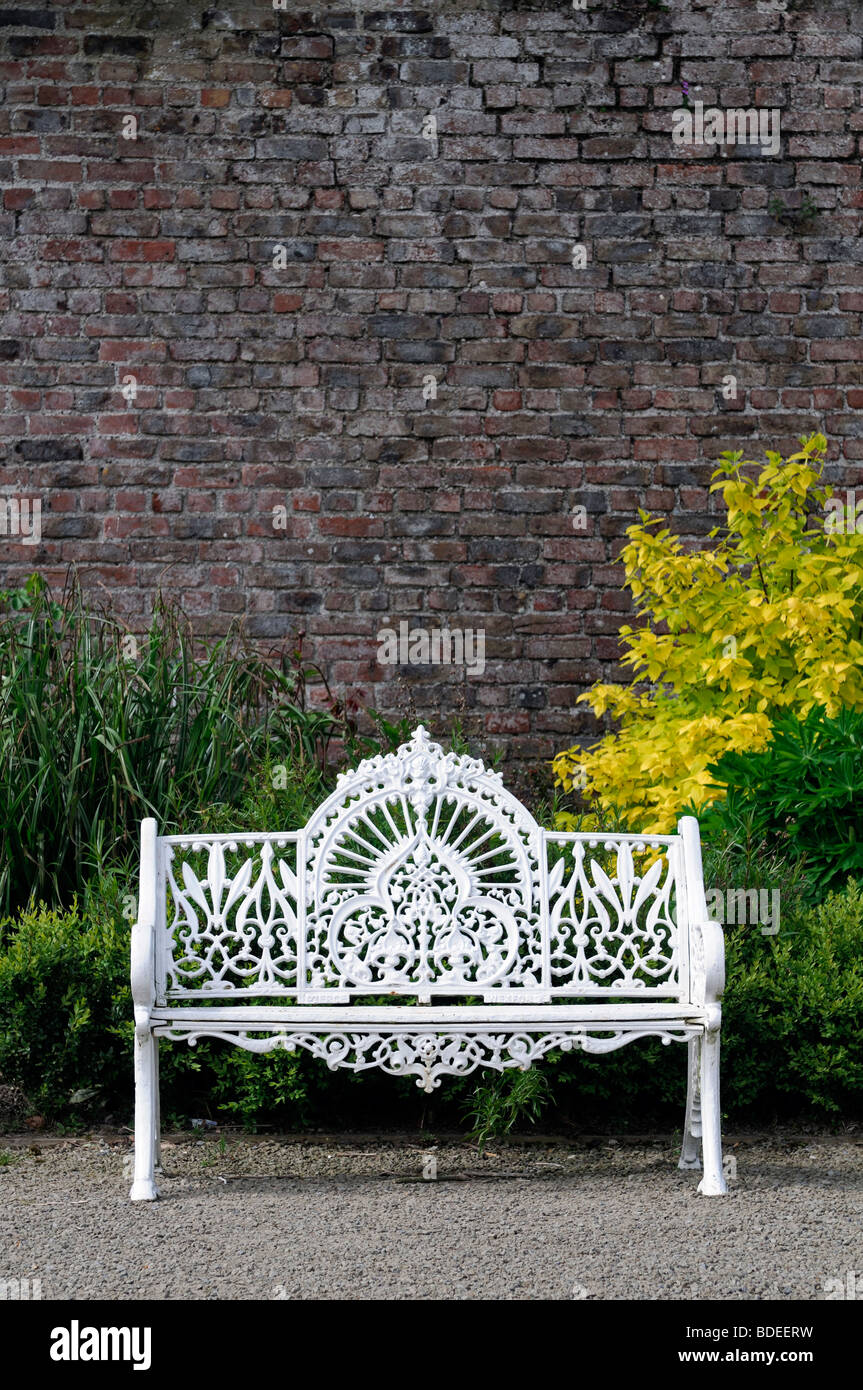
xmin=130 ymin=1180 xmax=160 ymax=1202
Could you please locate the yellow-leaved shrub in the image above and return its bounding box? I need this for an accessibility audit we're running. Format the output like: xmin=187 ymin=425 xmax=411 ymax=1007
xmin=552 ymin=434 xmax=863 ymax=833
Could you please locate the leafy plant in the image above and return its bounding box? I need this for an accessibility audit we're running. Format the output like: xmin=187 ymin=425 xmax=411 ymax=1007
xmin=0 ymin=896 xmax=132 ymax=1118
xmin=699 ymin=705 xmax=863 ymax=898
xmin=699 ymin=816 xmax=809 ymax=925
xmin=768 ymin=193 xmax=819 ymax=234
xmin=553 ymin=434 xmax=863 ymax=832
xmin=462 ymin=1067 xmax=553 ymax=1150
xmin=720 ymin=878 xmax=863 ymax=1114
xmin=200 ymin=1046 xmax=317 ymax=1131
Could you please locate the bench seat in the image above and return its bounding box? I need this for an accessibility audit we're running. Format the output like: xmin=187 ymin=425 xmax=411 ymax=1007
xmin=152 ymin=1003 xmax=707 ymax=1025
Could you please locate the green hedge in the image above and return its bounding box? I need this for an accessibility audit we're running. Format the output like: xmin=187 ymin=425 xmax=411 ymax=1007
xmin=0 ymin=897 xmax=131 ymax=1119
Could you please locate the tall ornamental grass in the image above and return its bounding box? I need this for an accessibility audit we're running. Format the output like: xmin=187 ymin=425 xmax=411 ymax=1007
xmin=0 ymin=574 xmax=349 ymax=915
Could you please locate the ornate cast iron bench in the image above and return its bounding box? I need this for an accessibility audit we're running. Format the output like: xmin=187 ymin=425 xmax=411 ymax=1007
xmin=130 ymin=726 xmax=727 ymax=1200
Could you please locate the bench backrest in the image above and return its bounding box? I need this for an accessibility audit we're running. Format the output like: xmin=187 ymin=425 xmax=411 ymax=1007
xmin=148 ymin=727 xmax=705 ymax=1007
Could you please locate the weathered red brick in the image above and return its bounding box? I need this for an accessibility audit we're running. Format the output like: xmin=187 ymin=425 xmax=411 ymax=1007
xmin=108 ymin=241 xmax=175 ymax=262
xmin=0 ymin=1 xmax=859 ymax=767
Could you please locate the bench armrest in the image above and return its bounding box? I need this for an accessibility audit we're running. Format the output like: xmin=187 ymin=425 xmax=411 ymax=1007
xmin=678 ymin=815 xmax=725 ymax=1019
xmin=690 ymin=918 xmax=725 ymax=1012
xmin=131 ymin=817 xmax=158 ymax=1038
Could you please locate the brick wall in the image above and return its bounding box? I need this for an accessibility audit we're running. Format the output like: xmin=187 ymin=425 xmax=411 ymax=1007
xmin=1 ymin=0 xmax=862 ymax=764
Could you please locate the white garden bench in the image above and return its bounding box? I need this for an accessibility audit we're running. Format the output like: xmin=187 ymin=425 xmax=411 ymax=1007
xmin=130 ymin=726 xmax=727 ymax=1200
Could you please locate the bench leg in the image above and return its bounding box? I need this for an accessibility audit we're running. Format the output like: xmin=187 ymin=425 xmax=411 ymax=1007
xmin=130 ymin=1028 xmax=160 ymax=1202
xmin=152 ymin=1036 xmax=162 ymax=1174
xmin=678 ymin=1036 xmax=702 ymax=1171
xmin=696 ymin=1027 xmax=727 ymax=1196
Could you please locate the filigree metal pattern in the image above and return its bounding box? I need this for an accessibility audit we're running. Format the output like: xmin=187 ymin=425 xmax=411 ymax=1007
xmin=546 ymin=836 xmax=681 ymax=995
xmin=302 ymin=727 xmax=545 ymax=994
xmin=165 ymin=837 xmax=299 ymax=995
xmin=160 ymin=732 xmax=685 ymax=1003
xmin=158 ymin=1022 xmax=696 ymax=1092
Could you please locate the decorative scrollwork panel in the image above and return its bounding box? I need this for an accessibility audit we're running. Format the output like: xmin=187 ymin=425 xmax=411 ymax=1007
xmin=545 ymin=836 xmax=683 ymax=995
xmin=158 ymin=1023 xmax=696 ymax=1092
xmin=302 ymin=728 xmax=545 ymax=994
xmin=158 ymin=737 xmax=688 ymax=1005
xmin=165 ymin=837 xmax=300 ymax=995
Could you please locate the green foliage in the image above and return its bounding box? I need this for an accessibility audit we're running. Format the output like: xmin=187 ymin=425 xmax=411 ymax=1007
xmin=0 ymin=896 xmax=132 ymax=1118
xmin=553 ymin=434 xmax=863 ymax=833
xmin=462 ymin=1066 xmax=553 ymax=1149
xmin=700 ymin=818 xmax=809 ymax=918
xmin=466 ymin=877 xmax=863 ymax=1129
xmin=1 ymin=570 xmax=859 ymax=1131
xmin=162 ymin=1032 xmax=423 ymax=1133
xmin=0 ymin=888 xmax=402 ymax=1128
xmin=720 ymin=879 xmax=863 ymax=1114
xmin=768 ymin=193 xmax=819 ymax=234
xmin=0 ymin=574 xmax=356 ymax=914
xmin=185 ymin=1047 xmax=317 ymax=1132
xmin=699 ymin=705 xmax=863 ymax=900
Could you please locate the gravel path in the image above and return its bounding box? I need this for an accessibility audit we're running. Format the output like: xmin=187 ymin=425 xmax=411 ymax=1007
xmin=1 ymin=1133 xmax=860 ymax=1300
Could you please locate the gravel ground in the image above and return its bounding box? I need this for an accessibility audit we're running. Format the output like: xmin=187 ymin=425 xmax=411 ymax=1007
xmin=1 ymin=1132 xmax=860 ymax=1300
